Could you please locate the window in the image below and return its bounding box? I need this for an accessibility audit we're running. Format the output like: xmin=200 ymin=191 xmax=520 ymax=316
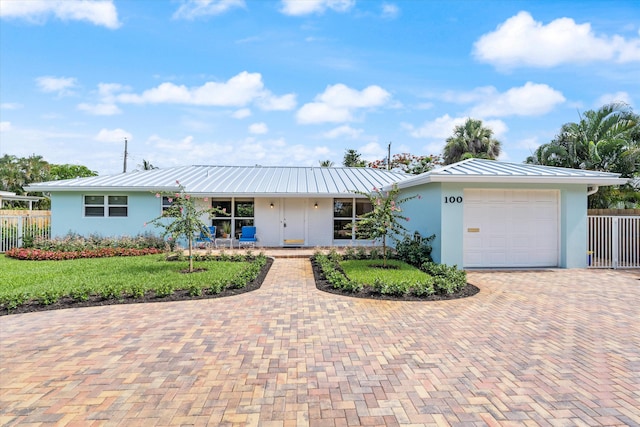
xmin=84 ymin=195 xmax=128 ymax=217
xmin=161 ymin=196 xmax=173 ymax=214
xmin=211 ymin=198 xmax=254 ymax=238
xmin=333 ymin=198 xmax=373 ymax=240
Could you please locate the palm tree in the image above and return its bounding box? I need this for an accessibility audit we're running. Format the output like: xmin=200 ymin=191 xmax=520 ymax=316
xmin=443 ymin=118 xmax=501 ymax=164
xmin=527 ymin=103 xmax=638 ymax=174
xmin=526 ymin=103 xmax=639 ymax=208
xmin=139 ymin=159 xmax=158 ymax=170
xmin=319 ymin=160 xmax=334 ymax=167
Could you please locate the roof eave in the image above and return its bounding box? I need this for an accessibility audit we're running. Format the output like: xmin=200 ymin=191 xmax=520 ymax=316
xmin=25 ymin=185 xmax=181 ymax=193
xmin=430 ymin=176 xmax=629 ymax=186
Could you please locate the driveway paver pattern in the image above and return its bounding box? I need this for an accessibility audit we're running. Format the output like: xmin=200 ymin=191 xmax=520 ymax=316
xmin=1 ymin=260 xmax=639 ymax=426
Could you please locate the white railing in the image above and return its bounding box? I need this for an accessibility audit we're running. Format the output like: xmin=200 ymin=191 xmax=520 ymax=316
xmin=0 ymin=214 xmax=51 ymax=252
xmin=588 ymin=215 xmax=640 ymax=269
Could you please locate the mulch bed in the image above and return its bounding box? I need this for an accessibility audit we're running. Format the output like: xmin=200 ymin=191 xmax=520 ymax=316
xmin=2 ymin=258 xmax=273 ymax=316
xmin=311 ymin=258 xmax=480 ymax=301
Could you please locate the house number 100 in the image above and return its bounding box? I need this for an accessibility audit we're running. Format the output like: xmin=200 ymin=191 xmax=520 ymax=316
xmin=444 ymin=196 xmax=463 ymax=203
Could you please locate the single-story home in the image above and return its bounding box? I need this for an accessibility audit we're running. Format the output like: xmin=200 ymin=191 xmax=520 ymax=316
xmin=27 ymin=159 xmax=628 ymax=268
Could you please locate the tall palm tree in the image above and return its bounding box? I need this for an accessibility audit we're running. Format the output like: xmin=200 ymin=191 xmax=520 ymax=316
xmin=527 ymin=103 xmax=638 ymax=175
xmin=443 ymin=118 xmax=501 ymax=164
xmin=526 ymin=103 xmax=639 ymax=208
xmin=319 ymin=160 xmax=334 ymax=167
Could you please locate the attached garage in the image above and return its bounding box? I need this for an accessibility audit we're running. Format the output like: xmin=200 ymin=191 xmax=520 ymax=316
xmin=463 ymin=189 xmax=559 ymax=268
xmin=396 ymin=159 xmax=629 ymax=269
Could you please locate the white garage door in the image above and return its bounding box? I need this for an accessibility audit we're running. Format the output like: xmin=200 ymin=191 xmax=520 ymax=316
xmin=463 ymin=189 xmax=559 ymax=268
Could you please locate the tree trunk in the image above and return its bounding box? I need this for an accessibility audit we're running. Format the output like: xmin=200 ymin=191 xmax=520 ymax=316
xmin=188 ymin=235 xmax=193 ymax=272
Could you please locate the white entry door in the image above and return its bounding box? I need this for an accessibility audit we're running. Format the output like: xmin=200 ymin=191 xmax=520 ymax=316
xmin=283 ymin=199 xmax=306 ymax=245
xmin=463 ymin=189 xmax=559 ymax=268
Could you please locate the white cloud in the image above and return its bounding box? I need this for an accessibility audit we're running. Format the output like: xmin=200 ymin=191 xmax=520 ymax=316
xmin=322 ymin=125 xmax=363 ymax=139
xmin=0 ymin=0 xmax=120 ymax=29
xmin=232 ymin=108 xmax=252 ymax=119
xmin=280 ymin=0 xmax=354 ymax=16
xmin=474 ymin=11 xmax=640 ymax=68
xmin=231 ymin=108 xmax=251 ymax=119
xmin=404 ymin=114 xmax=467 ymax=140
xmin=35 ymin=76 xmax=77 ymax=96
xmin=146 ymin=134 xmax=331 ymax=167
xmin=248 ymin=122 xmax=268 ymax=134
xmin=0 ymin=103 xmax=22 ymax=110
xmin=469 ymin=82 xmax=565 ymax=117
xmin=77 ymin=103 xmax=122 ymax=116
xmin=0 ymin=121 xmax=12 ymax=132
xmin=405 ymin=114 xmax=508 ymax=143
xmin=517 ymin=137 xmax=541 ymax=151
xmin=116 ymin=71 xmax=295 ymax=111
xmin=173 ymin=0 xmax=245 ymax=20
xmin=94 ymin=128 xmax=132 ymax=143
xmin=359 ymin=142 xmax=386 ymax=162
xmin=596 ymin=91 xmax=633 ymax=107
xmin=296 ymin=83 xmax=391 ymax=124
xmin=381 ymin=3 xmax=399 ymax=19
xmin=255 ymin=93 xmax=297 ymax=111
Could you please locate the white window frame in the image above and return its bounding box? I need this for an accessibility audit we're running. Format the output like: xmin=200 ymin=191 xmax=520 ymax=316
xmin=83 ymin=195 xmax=128 ymax=218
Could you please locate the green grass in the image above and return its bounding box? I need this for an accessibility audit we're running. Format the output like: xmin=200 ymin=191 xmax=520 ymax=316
xmin=339 ymin=259 xmax=431 ymax=286
xmin=0 ymin=254 xmax=259 ymax=309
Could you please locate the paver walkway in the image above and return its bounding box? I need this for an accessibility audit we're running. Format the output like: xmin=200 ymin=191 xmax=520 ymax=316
xmin=1 ymin=260 xmax=639 ymax=426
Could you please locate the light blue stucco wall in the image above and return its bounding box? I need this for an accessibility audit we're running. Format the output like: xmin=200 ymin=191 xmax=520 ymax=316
xmin=400 ymin=184 xmax=443 ymax=263
xmin=399 ymin=182 xmax=590 ymax=268
xmin=51 ymin=192 xmax=164 ymax=238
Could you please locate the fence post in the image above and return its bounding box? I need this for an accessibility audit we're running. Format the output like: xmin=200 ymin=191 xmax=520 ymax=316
xmin=17 ymin=216 xmax=24 ymax=249
xmin=612 ymin=217 xmax=619 ymax=269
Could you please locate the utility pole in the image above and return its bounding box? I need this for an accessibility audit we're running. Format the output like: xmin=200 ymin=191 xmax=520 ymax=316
xmin=387 ymin=142 xmax=392 ymax=170
xmin=123 ymin=137 xmax=128 ymax=173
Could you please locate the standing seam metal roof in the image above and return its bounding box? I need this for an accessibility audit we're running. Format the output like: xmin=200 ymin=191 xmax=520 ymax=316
xmin=26 ymin=165 xmax=409 ymax=195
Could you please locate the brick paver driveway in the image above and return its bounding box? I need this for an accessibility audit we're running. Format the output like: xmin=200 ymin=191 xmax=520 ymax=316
xmin=1 ymin=259 xmax=639 ymax=426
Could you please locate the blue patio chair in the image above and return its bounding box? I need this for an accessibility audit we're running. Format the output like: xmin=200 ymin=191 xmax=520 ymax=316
xmin=238 ymin=226 xmax=257 ymax=248
xmin=195 ymin=226 xmax=215 ymax=248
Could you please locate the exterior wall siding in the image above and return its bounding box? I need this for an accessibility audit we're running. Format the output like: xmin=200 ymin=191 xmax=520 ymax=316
xmin=400 ymin=182 xmax=589 ymax=269
xmin=51 ymin=192 xmax=162 ymax=238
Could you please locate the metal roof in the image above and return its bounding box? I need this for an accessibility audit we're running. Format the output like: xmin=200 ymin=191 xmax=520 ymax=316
xmin=394 ymin=158 xmax=629 ymax=188
xmin=26 ymin=165 xmax=409 ymax=196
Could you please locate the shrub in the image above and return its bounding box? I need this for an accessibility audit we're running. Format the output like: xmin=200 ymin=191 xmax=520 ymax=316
xmin=394 ymin=232 xmax=435 ymax=267
xmin=314 ymin=253 xmax=362 ymax=292
xmin=420 ymin=262 xmax=467 ymax=294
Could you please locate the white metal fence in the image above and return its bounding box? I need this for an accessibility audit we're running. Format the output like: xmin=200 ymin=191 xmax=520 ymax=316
xmin=588 ymin=215 xmax=640 ymax=269
xmin=0 ymin=214 xmax=51 ymax=252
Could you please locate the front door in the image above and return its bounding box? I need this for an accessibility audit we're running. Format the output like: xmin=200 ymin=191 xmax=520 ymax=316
xmin=283 ymin=199 xmax=305 ymax=245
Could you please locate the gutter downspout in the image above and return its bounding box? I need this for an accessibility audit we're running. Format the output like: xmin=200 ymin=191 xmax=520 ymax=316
xmin=586 ymin=185 xmax=599 ymax=196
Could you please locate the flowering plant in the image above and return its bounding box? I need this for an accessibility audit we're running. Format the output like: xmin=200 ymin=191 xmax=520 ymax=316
xmin=352 ymin=184 xmax=420 ymax=266
xmin=147 ymin=181 xmax=228 ymax=272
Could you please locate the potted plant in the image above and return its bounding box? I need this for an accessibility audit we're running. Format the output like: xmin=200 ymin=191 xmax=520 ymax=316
xmin=221 ymin=222 xmax=231 ymax=238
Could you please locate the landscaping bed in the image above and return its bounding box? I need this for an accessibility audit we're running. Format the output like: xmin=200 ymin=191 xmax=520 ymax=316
xmin=0 ymin=254 xmax=272 ymax=316
xmin=311 ymin=253 xmax=479 ymax=301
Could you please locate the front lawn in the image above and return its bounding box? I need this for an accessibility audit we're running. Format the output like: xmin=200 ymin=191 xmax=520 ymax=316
xmin=0 ymin=254 xmax=269 ymax=314
xmin=340 ymin=259 xmax=431 ymax=287
xmin=312 ymin=251 xmax=477 ymax=300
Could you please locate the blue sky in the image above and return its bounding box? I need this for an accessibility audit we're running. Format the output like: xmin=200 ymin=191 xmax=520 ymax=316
xmin=1 ymin=0 xmax=639 ymax=175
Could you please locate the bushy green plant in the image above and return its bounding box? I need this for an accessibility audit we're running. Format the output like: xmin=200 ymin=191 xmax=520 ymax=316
xmin=314 ymin=253 xmax=362 ymax=292
xmin=351 ymin=184 xmax=420 ymax=266
xmin=421 ymin=262 xmax=467 ymax=294
xmin=146 ymin=182 xmax=229 ymax=272
xmin=395 ymin=232 xmax=435 ymax=267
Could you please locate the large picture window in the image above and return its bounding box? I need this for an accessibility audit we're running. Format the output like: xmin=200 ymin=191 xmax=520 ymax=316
xmin=333 ymin=198 xmax=373 ymax=240
xmin=211 ymin=198 xmax=254 ymax=238
xmin=84 ymin=195 xmax=128 ymax=217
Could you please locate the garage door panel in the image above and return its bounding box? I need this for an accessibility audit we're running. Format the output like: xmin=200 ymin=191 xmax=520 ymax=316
xmin=464 ymin=189 xmax=558 ymax=268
